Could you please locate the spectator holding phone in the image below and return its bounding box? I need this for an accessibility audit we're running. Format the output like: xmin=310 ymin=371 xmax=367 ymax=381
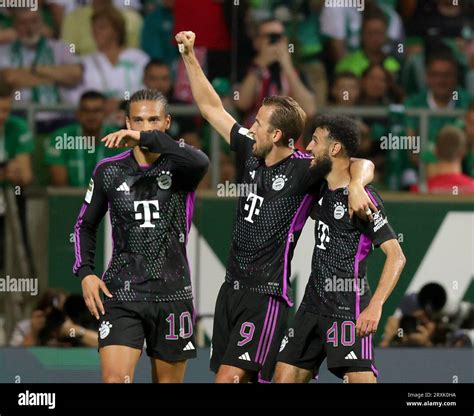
xmin=235 ymin=18 xmax=316 ymax=127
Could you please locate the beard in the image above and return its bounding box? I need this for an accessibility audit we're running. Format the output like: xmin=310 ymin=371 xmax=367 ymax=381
xmin=252 ymin=141 xmax=272 ymax=159
xmin=310 ymin=152 xmax=332 ymax=179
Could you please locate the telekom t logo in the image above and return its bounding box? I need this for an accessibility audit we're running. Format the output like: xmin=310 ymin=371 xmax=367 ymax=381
xmin=244 ymin=192 xmax=264 ymax=223
xmin=316 ymin=220 xmax=330 ymax=250
xmin=134 ymin=200 xmax=159 ymax=228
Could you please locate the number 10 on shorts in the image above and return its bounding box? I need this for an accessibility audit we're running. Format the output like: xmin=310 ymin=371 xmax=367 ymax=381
xmin=165 ymin=312 xmax=193 ymax=340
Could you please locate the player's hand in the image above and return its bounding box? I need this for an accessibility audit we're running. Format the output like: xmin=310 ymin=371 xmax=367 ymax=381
xmin=101 ymin=129 xmax=140 ymax=149
xmin=356 ymin=302 xmax=382 ymax=338
xmin=81 ymin=274 xmax=113 ymax=320
xmin=175 ymin=31 xmax=196 ymax=56
xmin=347 ymin=183 xmax=378 ymax=221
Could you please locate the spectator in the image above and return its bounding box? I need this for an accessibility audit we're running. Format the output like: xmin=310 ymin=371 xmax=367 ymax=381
xmin=9 ymin=288 xmax=67 ymax=347
xmin=0 ymin=7 xmax=82 ymax=106
xmin=405 ymin=51 xmax=472 ymax=165
xmin=143 ymin=59 xmax=199 ymax=144
xmin=141 ymin=0 xmax=177 ymax=70
xmin=10 ymin=289 xmax=98 ymax=347
xmin=358 ymin=63 xmax=403 ymax=105
xmin=320 ymin=0 xmax=403 ymax=63
xmin=235 ymin=18 xmax=316 ymax=126
xmin=61 ymin=0 xmax=143 ymax=56
xmin=410 ymin=126 xmax=474 ymax=194
xmin=335 ymin=7 xmax=401 ymax=78
xmin=44 ymin=91 xmax=123 ymax=187
xmin=69 ymin=6 xmax=149 ymax=111
xmin=401 ymin=0 xmax=470 ymax=96
xmin=0 ymin=83 xmax=34 ymax=187
xmin=329 ymin=72 xmax=360 ymax=106
xmin=291 ymin=0 xmax=328 ymax=108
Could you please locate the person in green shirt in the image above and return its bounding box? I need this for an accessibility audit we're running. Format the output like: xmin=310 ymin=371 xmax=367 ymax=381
xmin=0 ymin=84 xmax=34 ymax=187
xmin=405 ymin=51 xmax=472 ymax=167
xmin=45 ymin=91 xmax=123 ymax=187
xmin=335 ymin=7 xmax=401 ymax=78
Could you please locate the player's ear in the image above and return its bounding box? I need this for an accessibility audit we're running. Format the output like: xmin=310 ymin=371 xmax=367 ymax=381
xmin=165 ymin=114 xmax=171 ymax=131
xmin=331 ymin=142 xmax=343 ymax=157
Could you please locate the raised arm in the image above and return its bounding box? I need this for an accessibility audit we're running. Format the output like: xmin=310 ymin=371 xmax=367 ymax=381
xmin=175 ymin=31 xmax=236 ymax=144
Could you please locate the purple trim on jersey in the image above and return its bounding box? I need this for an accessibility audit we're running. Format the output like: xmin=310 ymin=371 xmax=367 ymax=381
xmin=365 ymin=188 xmax=379 ymax=208
xmin=257 ymin=375 xmax=272 ymax=384
xmin=72 ymin=203 xmax=88 ymax=273
xmin=371 ymin=364 xmax=379 ymax=377
xmin=102 ymin=202 xmax=114 ymax=281
xmin=369 ymin=334 xmax=373 ymax=359
xmin=255 ymin=297 xmax=274 ymax=363
xmin=291 ymin=150 xmax=312 ymax=159
xmin=282 ymin=194 xmax=316 ymax=306
xmin=92 ymin=149 xmax=131 ymax=176
xmin=260 ymin=298 xmax=280 ymax=366
xmin=185 ymin=191 xmax=196 ymax=240
xmin=354 ymin=235 xmax=372 ymax=318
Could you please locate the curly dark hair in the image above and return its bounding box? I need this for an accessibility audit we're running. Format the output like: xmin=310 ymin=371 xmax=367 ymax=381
xmin=311 ymin=114 xmax=360 ymax=157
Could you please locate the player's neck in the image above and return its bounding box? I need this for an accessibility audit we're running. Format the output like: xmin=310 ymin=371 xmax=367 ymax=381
xmin=264 ymin=146 xmax=293 ymax=167
xmin=133 ymin=146 xmax=161 ymax=166
xmin=326 ymin=158 xmax=351 ymax=190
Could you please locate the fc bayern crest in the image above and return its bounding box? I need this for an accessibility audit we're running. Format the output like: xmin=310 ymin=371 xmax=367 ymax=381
xmin=157 ymin=171 xmax=173 ymax=190
xmin=272 ymin=174 xmax=287 ymax=191
xmin=334 ymin=201 xmax=347 ymax=220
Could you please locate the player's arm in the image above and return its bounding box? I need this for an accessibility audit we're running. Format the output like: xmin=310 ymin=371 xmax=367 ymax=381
xmin=73 ymin=165 xmax=112 ymax=319
xmin=348 ymin=158 xmax=377 ymax=221
xmin=101 ymin=129 xmax=209 ymax=190
xmin=356 ymin=239 xmax=406 ymax=338
xmin=175 ymin=31 xmax=236 ymax=144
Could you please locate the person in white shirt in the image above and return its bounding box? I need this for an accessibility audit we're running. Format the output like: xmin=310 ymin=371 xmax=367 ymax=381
xmin=69 ymin=6 xmax=149 ymax=112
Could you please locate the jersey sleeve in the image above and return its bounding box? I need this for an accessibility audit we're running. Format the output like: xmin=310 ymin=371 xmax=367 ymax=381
xmin=72 ymin=164 xmax=108 ymax=279
xmin=229 ymin=122 xmax=255 ymax=183
xmin=139 ymin=130 xmax=209 ymax=191
xmin=353 ymin=187 xmax=397 ymax=247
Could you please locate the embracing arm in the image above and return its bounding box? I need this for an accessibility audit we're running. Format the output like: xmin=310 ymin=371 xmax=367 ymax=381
xmin=348 ymin=158 xmax=376 ymax=220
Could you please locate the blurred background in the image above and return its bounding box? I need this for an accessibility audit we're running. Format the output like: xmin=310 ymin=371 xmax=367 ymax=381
xmin=0 ymin=0 xmax=472 ymax=382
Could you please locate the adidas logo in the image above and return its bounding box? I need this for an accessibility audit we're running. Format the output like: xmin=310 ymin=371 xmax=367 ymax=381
xmin=183 ymin=341 xmax=195 ymax=351
xmin=238 ymin=352 xmax=251 ymax=361
xmin=345 ymin=351 xmax=358 ymax=360
xmin=116 ymin=182 xmax=130 ymax=192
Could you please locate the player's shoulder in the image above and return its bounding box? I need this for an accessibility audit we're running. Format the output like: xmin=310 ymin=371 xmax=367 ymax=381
xmin=290 ymin=150 xmax=312 ymax=163
xmin=231 ymin=123 xmax=253 ymax=140
xmin=92 ymin=149 xmax=132 ymax=177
